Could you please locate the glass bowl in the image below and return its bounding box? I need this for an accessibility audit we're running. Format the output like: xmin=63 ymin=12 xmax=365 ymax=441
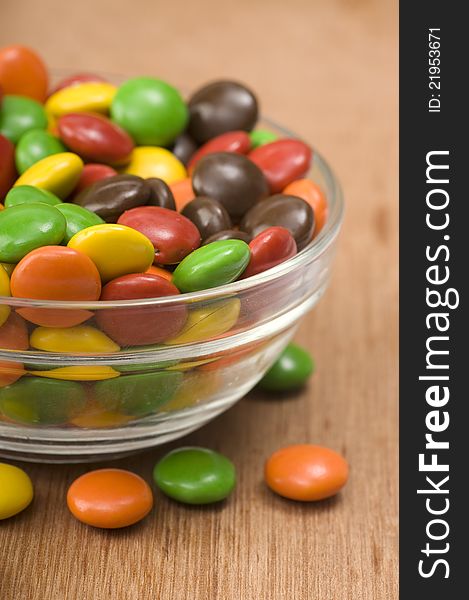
xmin=0 ymin=76 xmax=344 ymax=462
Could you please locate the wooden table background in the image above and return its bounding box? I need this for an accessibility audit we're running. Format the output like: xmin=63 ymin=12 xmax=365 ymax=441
xmin=0 ymin=0 xmax=398 ymax=598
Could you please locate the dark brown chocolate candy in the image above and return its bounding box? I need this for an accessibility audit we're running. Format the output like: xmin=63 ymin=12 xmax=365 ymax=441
xmin=240 ymin=194 xmax=315 ymax=250
xmin=203 ymin=229 xmax=252 ymax=245
xmin=181 ymin=196 xmax=232 ymax=242
xmin=188 ymin=81 xmax=258 ymax=144
xmin=145 ymin=178 xmax=176 ymax=211
xmin=171 ymin=132 xmax=198 ymax=166
xmin=192 ymin=152 xmax=269 ymax=220
xmin=73 ymin=174 xmax=151 ymax=222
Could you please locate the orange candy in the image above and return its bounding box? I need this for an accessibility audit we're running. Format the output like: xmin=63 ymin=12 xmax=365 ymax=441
xmin=11 ymin=246 xmax=101 ymax=327
xmin=0 ymin=45 xmax=48 ymax=102
xmin=170 ymin=177 xmax=195 ymax=212
xmin=264 ymin=444 xmax=349 ymax=501
xmin=67 ymin=468 xmax=153 ymax=528
xmin=283 ymin=179 xmax=328 ymax=234
xmin=0 ymin=312 xmax=29 ymax=387
xmin=146 ymin=265 xmax=173 ymax=281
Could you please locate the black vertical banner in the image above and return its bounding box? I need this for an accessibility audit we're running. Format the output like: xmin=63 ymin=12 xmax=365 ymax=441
xmin=400 ymin=2 xmax=468 ymax=598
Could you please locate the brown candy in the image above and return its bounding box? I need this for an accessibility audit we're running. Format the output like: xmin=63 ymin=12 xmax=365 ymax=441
xmin=240 ymin=194 xmax=315 ymax=251
xmin=192 ymin=152 xmax=269 ymax=220
xmin=73 ymin=174 xmax=151 ymax=223
xmin=182 ymin=196 xmax=232 ymax=242
xmin=171 ymin=132 xmax=198 ymax=166
xmin=203 ymin=229 xmax=252 ymax=245
xmin=145 ymin=178 xmax=176 ymax=211
xmin=188 ymin=81 xmax=258 ymax=144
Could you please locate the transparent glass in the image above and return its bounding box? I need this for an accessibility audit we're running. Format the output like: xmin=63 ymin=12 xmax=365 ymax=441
xmin=0 ymin=76 xmax=344 ymax=462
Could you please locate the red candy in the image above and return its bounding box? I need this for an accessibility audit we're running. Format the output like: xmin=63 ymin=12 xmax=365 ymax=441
xmin=49 ymin=73 xmax=107 ymax=96
xmin=74 ymin=163 xmax=118 ymax=194
xmin=58 ymin=113 xmax=134 ymax=166
xmin=0 ymin=312 xmax=29 ymax=387
xmin=243 ymin=226 xmax=297 ymax=278
xmin=188 ymin=130 xmax=251 ymax=172
xmin=0 ymin=134 xmax=16 ymax=201
xmin=96 ymin=273 xmax=187 ymax=346
xmin=248 ymin=139 xmax=312 ymax=193
xmin=118 ymin=206 xmax=201 ymax=265
xmin=0 ymin=45 xmax=48 ymax=102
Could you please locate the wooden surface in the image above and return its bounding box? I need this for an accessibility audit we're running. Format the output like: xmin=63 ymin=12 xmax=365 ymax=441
xmin=0 ymin=1 xmax=398 ymax=598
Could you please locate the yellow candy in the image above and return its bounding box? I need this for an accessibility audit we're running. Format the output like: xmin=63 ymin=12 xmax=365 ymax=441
xmin=47 ymin=113 xmax=58 ymax=135
xmin=164 ymin=372 xmax=221 ymax=411
xmin=1 ymin=263 xmax=15 ymax=277
xmin=30 ymin=325 xmax=120 ymax=354
xmin=14 ymin=152 xmax=83 ymax=199
xmin=165 ymin=298 xmax=240 ymax=345
xmin=68 ymin=224 xmax=154 ymax=282
xmin=29 ymin=366 xmax=120 ymax=381
xmin=166 ymin=358 xmax=216 ymax=371
xmin=71 ymin=404 xmax=133 ymax=429
xmin=45 ymin=82 xmax=117 ymax=117
xmin=123 ymin=147 xmax=186 ymax=184
xmin=0 ymin=463 xmax=34 ymax=520
xmin=0 ymin=266 xmax=11 ymax=327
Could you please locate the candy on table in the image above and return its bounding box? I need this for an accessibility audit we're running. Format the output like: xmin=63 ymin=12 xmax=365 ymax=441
xmin=264 ymin=444 xmax=349 ymax=501
xmin=0 ymin=463 xmax=34 ymax=520
xmin=67 ymin=469 xmax=153 ymax=528
xmin=15 ymin=128 xmax=65 ymax=174
xmin=258 ymin=343 xmax=315 ymax=392
xmin=153 ymin=447 xmax=236 ymax=504
xmin=181 ymin=196 xmax=232 ymax=243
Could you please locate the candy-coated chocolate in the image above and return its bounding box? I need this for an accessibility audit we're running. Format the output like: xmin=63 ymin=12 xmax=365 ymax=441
xmin=11 ymin=246 xmax=101 ymax=327
xmin=73 ymin=174 xmax=151 ymax=223
xmin=170 ymin=178 xmax=195 ymax=212
xmin=248 ymin=139 xmax=313 ymax=193
xmin=67 ymin=469 xmax=153 ymax=529
xmin=0 ymin=203 xmax=66 ymax=263
xmin=240 ymin=194 xmax=315 ymax=250
xmin=188 ymin=130 xmax=251 ymax=171
xmin=58 ymin=112 xmax=134 ymax=165
xmin=49 ymin=73 xmax=107 ymax=96
xmin=45 ymin=82 xmax=117 ymax=117
xmin=165 ymin=298 xmax=240 ymax=344
xmin=14 ymin=152 xmax=84 ymax=199
xmin=171 ymin=132 xmax=198 ymax=166
xmin=0 ymin=312 xmax=29 ymax=350
xmin=163 ymin=372 xmax=220 ymax=411
xmin=96 ymin=274 xmax=187 ymax=346
xmin=4 ymin=185 xmax=62 ymax=208
xmin=0 ymin=362 xmax=25 ymax=389
xmin=203 ymin=229 xmax=252 ymax=245
xmin=70 ymin=404 xmax=133 ymax=428
xmin=55 ymin=203 xmax=105 ymax=243
xmin=182 ymin=196 xmax=232 ymax=242
xmin=0 ymin=377 xmax=86 ymax=424
xmin=1 ymin=262 xmax=14 ymax=276
xmin=30 ymin=325 xmax=120 ymax=354
xmin=188 ymin=81 xmax=258 ymax=143
xmin=118 ymin=206 xmax=200 ymax=265
xmin=68 ymin=224 xmax=155 ymax=282
xmin=145 ymin=178 xmax=176 ymax=211
xmin=123 ymin=147 xmax=186 ymax=184
xmin=0 ymin=95 xmax=48 ymax=144
xmin=0 ymin=463 xmax=33 ymax=520
xmin=264 ymin=444 xmax=349 ymax=501
xmin=94 ymin=370 xmax=182 ymax=416
xmin=0 ymin=264 xmax=10 ymax=325
xmin=258 ymin=343 xmax=314 ymax=391
xmin=74 ymin=163 xmax=117 ymax=194
xmin=172 ymin=240 xmax=250 ymax=292
xmin=146 ymin=265 xmax=173 ymax=281
xmin=29 ymin=366 xmax=120 ymax=381
xmin=153 ymin=447 xmax=236 ymax=504
xmin=15 ymin=129 xmax=65 ymax=174
xmin=283 ymin=178 xmax=328 ymax=234
xmin=0 ymin=134 xmax=16 ymax=201
xmin=192 ymin=152 xmax=268 ymax=219
xmin=0 ymin=45 xmax=48 ymax=101
xmin=243 ymin=226 xmax=297 ymax=278
xmin=111 ymin=77 xmax=188 ymax=146
xmin=249 ymin=129 xmax=278 ymax=148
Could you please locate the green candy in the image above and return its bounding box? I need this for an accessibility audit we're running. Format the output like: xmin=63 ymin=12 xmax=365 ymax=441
xmin=111 ymin=77 xmax=188 ymax=146
xmin=4 ymin=185 xmax=62 ymax=208
xmin=0 ymin=95 xmax=48 ymax=144
xmin=55 ymin=203 xmax=105 ymax=244
xmin=172 ymin=240 xmax=250 ymax=293
xmin=0 ymin=203 xmax=66 ymax=263
xmin=0 ymin=377 xmax=87 ymax=425
xmin=153 ymin=447 xmax=236 ymax=504
xmin=94 ymin=371 xmax=182 ymax=417
xmin=258 ymin=343 xmax=315 ymax=392
xmin=249 ymin=129 xmax=278 ymax=148
xmin=15 ymin=129 xmax=66 ymax=174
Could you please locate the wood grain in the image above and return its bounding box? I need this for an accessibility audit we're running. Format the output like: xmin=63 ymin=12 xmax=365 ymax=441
xmin=0 ymin=0 xmax=398 ymax=598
